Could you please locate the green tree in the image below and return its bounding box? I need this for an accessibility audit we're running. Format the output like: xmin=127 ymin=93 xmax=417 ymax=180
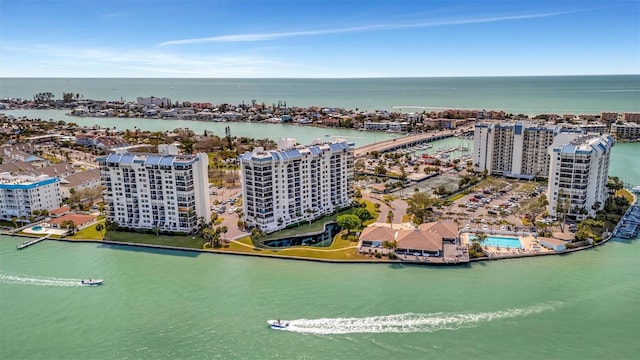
xmin=219 ymin=225 xmax=228 ymax=243
xmin=374 ymin=163 xmax=387 ymax=176
xmin=60 ymin=220 xmax=77 ymax=235
xmin=519 ymin=194 xmax=549 ymax=228
xmin=250 ymin=227 xmax=267 ymax=243
xmin=210 ymin=212 xmax=219 ymax=224
xmin=352 ymin=208 xmax=373 ymax=222
xmin=406 ymin=192 xmax=436 ymax=225
xmin=336 ymin=214 xmax=361 ymax=235
xmin=95 ymin=223 xmax=105 ymax=240
xmin=433 ymin=185 xmax=448 ymax=196
xmin=386 ymin=210 xmax=394 ymax=228
xmin=606 ymin=176 xmax=624 ymax=196
xmin=555 ymin=189 xmax=570 ymax=232
xmin=469 ymin=233 xmax=487 ymax=257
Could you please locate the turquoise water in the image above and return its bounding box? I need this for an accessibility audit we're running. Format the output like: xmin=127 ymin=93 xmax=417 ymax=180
xmin=473 ymin=235 xmax=524 ymax=249
xmin=0 ymin=80 xmax=639 ymax=359
xmin=0 ymin=144 xmax=638 ymax=359
xmin=1 ymin=109 xmax=398 ymax=148
xmin=31 ymin=226 xmax=43 ymax=231
xmin=2 ymin=76 xmax=639 ymax=114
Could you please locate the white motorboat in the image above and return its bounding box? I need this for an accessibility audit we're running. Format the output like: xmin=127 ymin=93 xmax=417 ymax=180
xmin=81 ymin=279 xmax=103 ymax=286
xmin=267 ymin=319 xmax=289 ymax=330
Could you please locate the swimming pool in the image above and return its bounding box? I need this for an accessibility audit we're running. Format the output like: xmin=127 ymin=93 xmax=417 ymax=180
xmin=470 ymin=235 xmax=523 ymax=249
xmin=31 ymin=226 xmax=43 ymax=231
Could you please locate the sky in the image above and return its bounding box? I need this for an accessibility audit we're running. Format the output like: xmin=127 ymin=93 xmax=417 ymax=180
xmin=1 ymin=0 xmax=639 ymax=78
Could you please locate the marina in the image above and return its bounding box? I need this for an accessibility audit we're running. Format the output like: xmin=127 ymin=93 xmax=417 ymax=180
xmin=614 ymin=203 xmax=640 ymax=239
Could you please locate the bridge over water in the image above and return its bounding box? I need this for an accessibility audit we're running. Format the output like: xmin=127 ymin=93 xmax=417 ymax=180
xmin=354 ymin=128 xmax=468 ymax=157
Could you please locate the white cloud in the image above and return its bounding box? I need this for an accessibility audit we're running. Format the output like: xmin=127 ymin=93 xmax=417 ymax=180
xmin=159 ymin=11 xmax=578 ymax=46
xmin=0 ymin=44 xmax=318 ymax=77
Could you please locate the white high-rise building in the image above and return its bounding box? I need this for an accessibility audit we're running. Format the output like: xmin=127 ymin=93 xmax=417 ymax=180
xmin=240 ymin=139 xmax=354 ymax=233
xmin=98 ymin=152 xmax=210 ymax=233
xmin=547 ymin=135 xmax=614 ymax=221
xmin=473 ymin=122 xmax=583 ymax=179
xmin=0 ymin=174 xmax=61 ymax=221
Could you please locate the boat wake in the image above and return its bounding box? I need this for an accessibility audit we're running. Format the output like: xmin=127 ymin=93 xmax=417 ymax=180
xmin=280 ymin=302 xmax=561 ymax=335
xmin=0 ymin=273 xmax=84 ymax=287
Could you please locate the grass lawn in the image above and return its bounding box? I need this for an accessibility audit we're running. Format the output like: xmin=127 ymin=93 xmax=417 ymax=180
xmin=263 ymin=199 xmax=379 ymax=241
xmin=67 ymin=219 xmax=106 ymax=241
xmin=55 ymin=199 xmax=384 ymax=261
xmin=617 ymin=189 xmax=634 ymax=203
xmin=220 ymin=230 xmax=369 ymax=260
xmin=105 ymin=230 xmax=206 ymax=249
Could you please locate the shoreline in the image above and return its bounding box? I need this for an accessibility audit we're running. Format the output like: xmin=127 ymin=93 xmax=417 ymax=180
xmin=3 ymin=219 xmax=631 ymax=265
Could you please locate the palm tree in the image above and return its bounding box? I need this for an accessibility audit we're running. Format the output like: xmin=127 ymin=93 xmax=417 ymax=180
xmin=219 ymin=225 xmax=228 ymax=243
xmin=97 ymin=203 xmax=105 ymax=217
xmin=386 ymin=210 xmax=394 ymax=229
xmin=95 ymin=223 xmax=105 ymax=240
xmin=470 ymin=233 xmax=488 ymax=255
xmin=11 ymin=216 xmax=17 ymax=229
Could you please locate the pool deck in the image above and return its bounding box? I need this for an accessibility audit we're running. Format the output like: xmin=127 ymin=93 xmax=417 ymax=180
xmin=22 ymin=227 xmax=68 ymax=236
xmin=461 ymin=233 xmax=555 ymax=258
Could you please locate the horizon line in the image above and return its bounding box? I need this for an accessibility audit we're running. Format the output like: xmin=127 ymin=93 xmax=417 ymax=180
xmin=1 ymin=74 xmax=638 ymax=80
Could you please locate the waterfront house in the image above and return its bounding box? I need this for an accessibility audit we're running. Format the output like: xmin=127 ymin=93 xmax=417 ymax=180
xmin=419 ymin=220 xmax=459 ymax=243
xmin=358 ymin=226 xmax=395 ymax=255
xmin=46 ymin=213 xmax=96 ymax=230
xmin=395 ymin=229 xmax=442 ymax=257
xmin=58 ymin=169 xmax=101 ymax=200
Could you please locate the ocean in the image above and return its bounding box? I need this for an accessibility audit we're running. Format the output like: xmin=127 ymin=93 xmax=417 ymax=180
xmin=0 ymin=78 xmax=639 ymax=359
xmin=2 ymin=75 xmax=639 ymax=114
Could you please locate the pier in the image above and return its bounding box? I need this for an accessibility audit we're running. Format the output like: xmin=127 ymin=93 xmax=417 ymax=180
xmin=354 ymin=129 xmax=464 ymax=157
xmin=16 ymin=234 xmax=51 ymax=250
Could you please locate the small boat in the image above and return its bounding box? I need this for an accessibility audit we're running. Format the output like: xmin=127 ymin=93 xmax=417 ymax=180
xmin=267 ymin=319 xmax=289 ymax=330
xmin=325 ymin=134 xmax=331 ymax=137
xmin=81 ymin=279 xmax=103 ymax=286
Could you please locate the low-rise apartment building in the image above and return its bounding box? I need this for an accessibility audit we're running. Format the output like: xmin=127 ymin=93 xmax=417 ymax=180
xmin=611 ymin=122 xmax=640 ymax=140
xmin=0 ymin=173 xmax=61 ymax=221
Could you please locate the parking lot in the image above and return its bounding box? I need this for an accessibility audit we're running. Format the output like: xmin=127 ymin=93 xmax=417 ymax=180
xmin=446 ymin=180 xmax=550 ymax=231
xmin=209 ymin=185 xmax=247 ymax=239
